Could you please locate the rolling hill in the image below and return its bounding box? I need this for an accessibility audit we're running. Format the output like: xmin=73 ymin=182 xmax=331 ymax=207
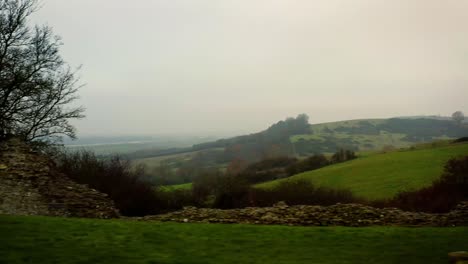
xmin=256 ymin=141 xmax=468 ymax=200
xmin=127 ymin=116 xmax=468 ymax=187
xmin=290 ymin=117 xmax=468 ymax=155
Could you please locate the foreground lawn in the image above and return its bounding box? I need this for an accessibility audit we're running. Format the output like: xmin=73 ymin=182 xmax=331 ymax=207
xmin=0 ymin=215 xmax=467 ymax=264
xmin=257 ymin=142 xmax=468 ymax=200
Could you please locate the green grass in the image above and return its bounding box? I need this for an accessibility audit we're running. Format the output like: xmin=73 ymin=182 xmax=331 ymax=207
xmin=257 ymin=142 xmax=468 ymax=200
xmin=133 ymin=151 xmax=199 ymax=171
xmin=0 ymin=215 xmax=467 ymax=264
xmin=159 ymin=182 xmax=193 ymax=192
xmin=133 ymin=148 xmax=225 ymax=171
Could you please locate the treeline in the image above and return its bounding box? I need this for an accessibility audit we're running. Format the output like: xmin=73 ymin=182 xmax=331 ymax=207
xmin=55 ymin=146 xmax=467 ymax=216
xmin=235 ymin=149 xmax=356 ymax=184
xmin=54 ymin=148 xmax=357 ymax=215
xmin=193 ymin=114 xmax=310 ymax=151
xmin=141 ymin=148 xmax=356 ymax=186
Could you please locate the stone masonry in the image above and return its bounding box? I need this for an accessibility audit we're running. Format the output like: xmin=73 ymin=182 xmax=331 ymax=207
xmin=143 ymin=201 xmax=468 ymax=227
xmin=0 ymin=138 xmax=119 ymax=218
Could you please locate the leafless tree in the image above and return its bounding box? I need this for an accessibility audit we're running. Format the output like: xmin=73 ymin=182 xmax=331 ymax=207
xmin=0 ymin=0 xmax=84 ymax=143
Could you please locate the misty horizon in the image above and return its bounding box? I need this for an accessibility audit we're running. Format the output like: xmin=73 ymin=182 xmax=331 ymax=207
xmin=32 ymin=0 xmax=468 ymax=137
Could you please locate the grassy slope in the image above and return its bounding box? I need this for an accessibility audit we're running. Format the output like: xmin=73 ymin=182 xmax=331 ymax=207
xmin=0 ymin=215 xmax=467 ymax=264
xmin=257 ymin=142 xmax=468 ymax=200
xmin=159 ymin=182 xmax=192 ymax=192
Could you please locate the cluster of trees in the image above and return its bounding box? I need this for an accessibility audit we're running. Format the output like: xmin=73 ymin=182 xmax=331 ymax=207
xmin=235 ymin=149 xmax=356 ymax=184
xmin=192 ymin=114 xmax=311 ymax=162
xmin=452 ymin=111 xmax=465 ymax=125
xmin=190 ymin=174 xmax=359 ymax=209
xmin=185 ymin=149 xmax=358 ymax=208
xmin=143 ymin=148 xmax=357 ymax=186
xmin=55 ymin=150 xmax=160 ymax=216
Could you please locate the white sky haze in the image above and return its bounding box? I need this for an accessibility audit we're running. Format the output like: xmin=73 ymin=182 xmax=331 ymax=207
xmin=33 ymin=0 xmax=468 ymax=136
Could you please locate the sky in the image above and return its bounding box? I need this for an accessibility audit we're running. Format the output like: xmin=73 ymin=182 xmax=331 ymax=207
xmin=32 ymin=0 xmax=468 ymax=136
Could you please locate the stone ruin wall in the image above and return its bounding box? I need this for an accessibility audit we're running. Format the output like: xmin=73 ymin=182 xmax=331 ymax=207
xmin=144 ymin=201 xmax=468 ymax=227
xmin=0 ymin=138 xmax=119 ymax=218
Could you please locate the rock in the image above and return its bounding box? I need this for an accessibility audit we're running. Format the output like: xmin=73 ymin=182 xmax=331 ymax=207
xmin=273 ymin=201 xmax=288 ymax=209
xmin=144 ymin=201 xmax=468 ymax=227
xmin=449 ymin=252 xmax=468 ymax=263
xmin=0 ymin=138 xmax=119 ymax=218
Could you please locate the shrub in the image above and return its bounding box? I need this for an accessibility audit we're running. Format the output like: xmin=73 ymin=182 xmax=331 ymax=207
xmin=55 ymin=150 xmax=161 ymax=216
xmin=250 ymin=179 xmax=358 ymax=207
xmin=331 ymin=149 xmax=356 ymax=163
xmin=286 ymin=154 xmax=329 ymax=175
xmin=375 ymin=156 xmax=468 ymax=213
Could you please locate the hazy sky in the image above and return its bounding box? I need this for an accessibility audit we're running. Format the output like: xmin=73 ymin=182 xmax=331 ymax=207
xmin=32 ymin=0 xmax=468 ymax=136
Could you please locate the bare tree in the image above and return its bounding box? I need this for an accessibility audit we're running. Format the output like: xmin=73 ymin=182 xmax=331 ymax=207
xmin=0 ymin=0 xmax=84 ymax=143
xmin=452 ymin=111 xmax=465 ymax=125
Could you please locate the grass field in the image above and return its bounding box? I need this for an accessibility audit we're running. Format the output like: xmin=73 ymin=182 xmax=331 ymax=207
xmin=133 ymin=148 xmax=225 ymax=172
xmin=159 ymin=182 xmax=192 ymax=192
xmin=0 ymin=215 xmax=467 ymax=264
xmin=133 ymin=151 xmax=200 ymax=171
xmin=257 ymin=142 xmax=468 ymax=200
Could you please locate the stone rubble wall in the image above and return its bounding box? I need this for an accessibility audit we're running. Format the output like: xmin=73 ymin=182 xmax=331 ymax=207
xmin=143 ymin=201 xmax=468 ymax=227
xmin=0 ymin=138 xmax=119 ymax=218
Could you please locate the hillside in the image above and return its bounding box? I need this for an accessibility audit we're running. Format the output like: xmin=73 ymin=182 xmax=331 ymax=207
xmin=256 ymin=142 xmax=468 ymax=200
xmin=291 ymin=118 xmax=468 ymax=155
xmin=1 ymin=215 xmax=467 ymax=264
xmin=129 ymin=116 xmax=468 ymax=186
xmin=135 ymin=116 xmax=467 ymax=162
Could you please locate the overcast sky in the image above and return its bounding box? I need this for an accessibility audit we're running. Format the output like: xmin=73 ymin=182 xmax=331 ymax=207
xmin=32 ymin=0 xmax=468 ymax=136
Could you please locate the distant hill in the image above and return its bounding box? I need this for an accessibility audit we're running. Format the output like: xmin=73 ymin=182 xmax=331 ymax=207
xmin=291 ymin=117 xmax=468 ymax=155
xmin=256 ymin=141 xmax=468 ymax=200
xmin=190 ymin=116 xmax=468 ymax=158
xmin=129 ymin=116 xmax=468 ymax=176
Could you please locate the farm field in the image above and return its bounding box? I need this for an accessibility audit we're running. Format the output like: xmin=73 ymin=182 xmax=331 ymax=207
xmin=132 ymin=148 xmax=226 ymax=171
xmin=0 ymin=215 xmax=467 ymax=264
xmin=257 ymin=142 xmax=468 ymax=200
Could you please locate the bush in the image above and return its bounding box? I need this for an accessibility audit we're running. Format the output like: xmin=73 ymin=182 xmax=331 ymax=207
xmin=55 ymin=150 xmax=161 ymax=216
xmin=286 ymin=154 xmax=329 ymax=175
xmin=331 ymin=149 xmax=356 ymax=163
xmin=453 ymin=137 xmax=468 ymax=143
xmin=250 ymin=179 xmax=358 ymax=207
xmin=375 ymin=156 xmax=468 ymax=213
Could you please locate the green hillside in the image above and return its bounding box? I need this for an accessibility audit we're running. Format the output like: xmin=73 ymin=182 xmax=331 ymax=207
xmin=291 ymin=118 xmax=468 ymax=155
xmin=1 ymin=215 xmax=467 ymax=264
xmin=257 ymin=142 xmax=468 ymax=200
